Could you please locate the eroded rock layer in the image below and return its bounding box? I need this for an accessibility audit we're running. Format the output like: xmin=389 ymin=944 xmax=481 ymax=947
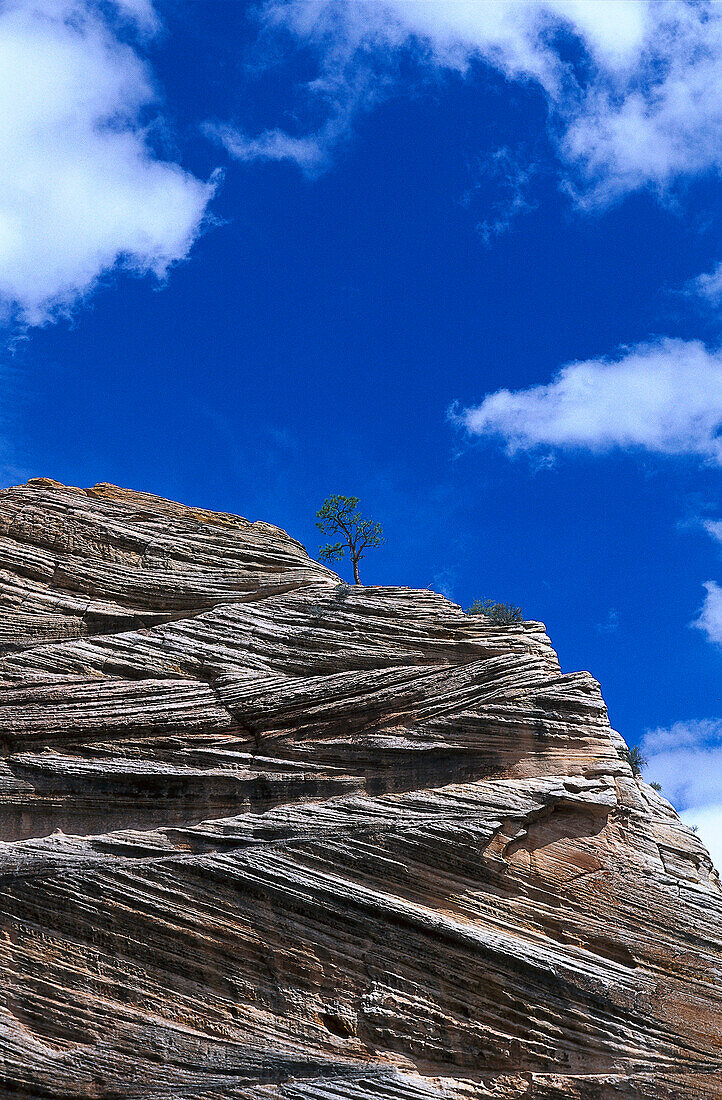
xmin=0 ymin=479 xmax=719 ymax=1099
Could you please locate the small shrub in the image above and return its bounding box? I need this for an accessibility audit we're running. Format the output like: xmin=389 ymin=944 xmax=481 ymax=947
xmin=466 ymin=598 xmax=523 ymax=624
xmin=650 ymin=781 xmax=662 ymax=792
xmin=618 ymin=744 xmax=647 ymax=777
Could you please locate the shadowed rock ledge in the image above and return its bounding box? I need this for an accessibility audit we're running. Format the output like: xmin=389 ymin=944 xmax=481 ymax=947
xmin=0 ymin=478 xmax=720 ymax=1099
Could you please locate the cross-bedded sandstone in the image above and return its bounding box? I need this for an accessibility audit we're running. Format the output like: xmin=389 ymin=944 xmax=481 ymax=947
xmin=0 ymin=479 xmax=719 ymax=1098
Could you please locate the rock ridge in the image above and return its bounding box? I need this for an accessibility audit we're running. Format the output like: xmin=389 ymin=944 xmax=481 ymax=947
xmin=0 ymin=479 xmax=719 ymax=1098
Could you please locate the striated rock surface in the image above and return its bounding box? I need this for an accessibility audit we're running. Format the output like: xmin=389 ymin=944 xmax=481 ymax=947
xmin=0 ymin=478 xmax=720 ymax=1099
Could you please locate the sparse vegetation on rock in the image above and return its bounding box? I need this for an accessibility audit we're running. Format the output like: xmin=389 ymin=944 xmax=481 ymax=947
xmin=466 ymin=597 xmax=524 ymax=624
xmin=619 ymin=744 xmax=648 ymax=777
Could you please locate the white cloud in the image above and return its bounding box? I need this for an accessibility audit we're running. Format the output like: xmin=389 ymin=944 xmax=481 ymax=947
xmin=688 ymin=262 xmax=722 ymax=308
xmin=681 ymin=804 xmax=722 ymax=871
xmin=705 ymin=519 xmax=722 ymax=545
xmin=223 ymin=1 xmax=722 ymax=207
xmin=644 ymin=719 xmax=722 ymax=807
xmin=458 ymin=353 xmax=722 ymax=651
xmin=644 ymin=717 xmax=722 ymax=758
xmin=693 ymin=580 xmax=722 ymax=645
xmin=647 ymin=721 xmax=722 ymax=866
xmin=204 ymin=122 xmax=333 ymax=179
xmin=209 ymin=1 xmax=388 ymax=178
xmin=0 ymin=0 xmax=216 ymax=327
xmin=643 ymin=719 xmax=722 ymax=867
xmin=695 ymin=527 xmax=722 ymax=647
xmin=558 ymin=4 xmax=722 ymax=205
xmin=261 ymin=0 xmax=650 ymax=94
xmin=467 ymin=146 xmax=539 ymax=244
xmin=456 ymin=338 xmax=722 ymax=462
xmin=112 ymin=0 xmax=159 ymax=35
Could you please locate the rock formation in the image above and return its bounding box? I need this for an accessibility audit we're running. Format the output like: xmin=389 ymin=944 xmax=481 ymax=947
xmin=0 ymin=478 xmax=719 ymax=1099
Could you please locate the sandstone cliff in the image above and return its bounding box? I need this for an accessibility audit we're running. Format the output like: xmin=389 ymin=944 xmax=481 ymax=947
xmin=0 ymin=479 xmax=719 ymax=1099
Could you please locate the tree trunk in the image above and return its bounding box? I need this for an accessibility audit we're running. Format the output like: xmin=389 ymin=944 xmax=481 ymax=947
xmin=352 ymin=556 xmax=361 ymax=585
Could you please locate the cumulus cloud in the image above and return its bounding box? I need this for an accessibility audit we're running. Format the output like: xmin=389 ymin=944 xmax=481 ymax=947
xmin=454 ymin=321 xmax=722 ymax=655
xmin=0 ymin=0 xmax=216 ymax=327
xmin=456 ymin=338 xmax=722 ymax=462
xmin=220 ymin=1 xmax=722 ymax=206
xmin=558 ymin=4 xmax=722 ymax=205
xmin=643 ymin=718 xmax=722 ymax=867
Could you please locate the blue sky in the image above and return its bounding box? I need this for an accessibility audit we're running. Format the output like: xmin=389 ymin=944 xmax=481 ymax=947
xmin=2 ymin=0 xmax=722 ymax=858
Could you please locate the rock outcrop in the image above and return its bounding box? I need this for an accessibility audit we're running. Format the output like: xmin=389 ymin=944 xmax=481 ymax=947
xmin=0 ymin=479 xmax=719 ymax=1099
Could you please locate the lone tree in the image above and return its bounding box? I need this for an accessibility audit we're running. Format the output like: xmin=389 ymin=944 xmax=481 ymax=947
xmin=316 ymin=495 xmax=384 ymax=585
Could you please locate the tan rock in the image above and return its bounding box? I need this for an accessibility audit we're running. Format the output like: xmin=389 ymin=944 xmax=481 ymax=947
xmin=0 ymin=480 xmax=719 ymax=1098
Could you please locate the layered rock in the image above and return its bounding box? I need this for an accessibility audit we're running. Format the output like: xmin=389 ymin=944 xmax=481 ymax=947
xmin=0 ymin=478 xmax=719 ymax=1099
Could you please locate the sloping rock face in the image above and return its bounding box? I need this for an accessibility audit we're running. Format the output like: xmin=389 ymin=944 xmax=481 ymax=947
xmin=0 ymin=479 xmax=720 ymax=1100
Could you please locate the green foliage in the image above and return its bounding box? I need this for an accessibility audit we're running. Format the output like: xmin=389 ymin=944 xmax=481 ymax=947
xmin=317 ymin=541 xmax=346 ymax=563
xmin=618 ymin=744 xmax=647 ymax=777
xmin=316 ymin=495 xmax=384 ymax=584
xmin=466 ymin=598 xmax=523 ymax=624
xmin=650 ymin=781 xmax=662 ymax=792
